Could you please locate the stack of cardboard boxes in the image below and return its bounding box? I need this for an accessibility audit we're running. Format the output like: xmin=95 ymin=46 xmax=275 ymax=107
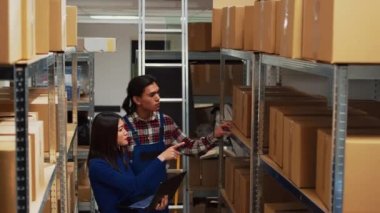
xmin=212 ymin=0 xmax=380 ymax=63
xmin=0 ymin=0 xmax=78 ymax=64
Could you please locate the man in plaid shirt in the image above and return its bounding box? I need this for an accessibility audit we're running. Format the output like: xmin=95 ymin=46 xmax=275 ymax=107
xmin=121 ymin=75 xmax=231 ymax=212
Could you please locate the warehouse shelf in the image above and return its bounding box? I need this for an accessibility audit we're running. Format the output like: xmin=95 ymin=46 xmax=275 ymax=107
xmin=261 ymin=155 xmax=327 ymax=213
xmin=220 ymin=189 xmax=236 ymax=213
xmin=78 ymin=146 xmax=90 ymax=160
xmin=144 ymin=50 xmax=236 ymax=61
xmin=219 ymin=49 xmax=255 ymax=213
xmin=30 ymin=163 xmax=57 ymax=213
xmin=190 ymin=187 xmax=218 ymax=198
xmin=0 ymin=53 xmax=59 ymax=211
xmin=256 ymin=52 xmax=380 ymax=213
xmin=67 ymin=96 xmax=91 ymax=111
xmin=262 ymin=54 xmax=380 ymax=80
xmin=230 ymin=123 xmax=252 ymax=151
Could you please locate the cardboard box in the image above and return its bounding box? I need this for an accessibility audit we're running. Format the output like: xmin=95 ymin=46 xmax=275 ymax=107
xmin=269 ymin=105 xmax=366 ymax=168
xmin=282 ymin=116 xmax=332 ymax=187
xmin=275 ymin=0 xmax=282 ymax=55
xmin=232 ymin=86 xmax=252 ymax=137
xmin=262 ymin=173 xmax=295 ymax=207
xmin=212 ymin=9 xmax=222 ymax=48
xmin=213 ymin=0 xmax=256 ymax=8
xmin=201 ymin=159 xmax=219 ymax=187
xmin=252 ymin=0 xmax=278 ymax=53
xmin=66 ymin=6 xmax=77 ymax=47
xmin=349 ymin=100 xmax=380 ymax=119
xmin=221 ymin=7 xmax=229 ymax=48
xmin=189 ymin=156 xmax=201 ymax=187
xmin=233 ymin=169 xmax=250 ymax=213
xmin=21 ymin=0 xmax=36 ymax=60
xmin=78 ymin=185 xmax=91 ymax=202
xmin=228 ymin=6 xmax=245 ymax=49
xmin=263 ymin=95 xmax=327 ymax=148
xmin=262 ymin=0 xmax=277 ymax=53
xmin=77 ymin=37 xmax=116 ymax=52
xmin=283 ymin=115 xmax=380 ymax=187
xmin=302 ymin=0 xmax=380 ymax=63
xmin=316 ymin=129 xmax=380 ymax=212
xmin=35 ymin=0 xmax=50 ymax=53
xmin=224 ymin=157 xmax=250 ymax=203
xmin=0 ymin=139 xmax=17 ymax=212
xmin=50 ymin=0 xmax=67 ymax=51
xmin=279 ymin=0 xmax=303 ymax=59
xmin=0 ymin=121 xmax=45 ymax=200
xmin=0 ymin=95 xmax=57 ymax=153
xmin=189 ymin=23 xmax=214 ymax=51
xmin=268 ymin=106 xmax=331 ymax=168
xmin=190 ymin=64 xmax=243 ymax=96
xmin=0 ymin=0 xmax=22 ymax=64
xmin=243 ymin=6 xmax=255 ymax=51
xmin=264 ymin=202 xmax=309 ymax=213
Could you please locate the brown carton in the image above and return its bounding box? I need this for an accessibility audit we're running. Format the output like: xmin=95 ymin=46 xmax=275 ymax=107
xmin=232 ymin=86 xmax=252 ymax=137
xmin=228 ymin=6 xmax=245 ymax=49
xmin=316 ymin=129 xmax=380 ymax=212
xmin=66 ymin=6 xmax=78 ymax=47
xmin=264 ymin=202 xmax=309 ymax=213
xmin=50 ymin=0 xmax=67 ymax=51
xmin=21 ymin=0 xmax=36 ymax=60
xmin=283 ymin=115 xmax=380 ymax=187
xmin=0 ymin=0 xmax=22 ymax=64
xmin=233 ymin=168 xmax=250 ymax=213
xmin=268 ymin=106 xmax=331 ymax=168
xmin=262 ymin=0 xmax=277 ymax=54
xmin=189 ymin=23 xmax=214 ymax=51
xmin=278 ymin=0 xmax=303 ymax=59
xmin=302 ymin=0 xmax=380 ymax=63
xmin=243 ymin=5 xmax=255 ymax=51
xmin=36 ymin=0 xmax=50 ymax=53
xmin=201 ymin=159 xmax=219 ymax=187
xmin=224 ymin=157 xmax=250 ymax=203
xmin=212 ymin=9 xmax=222 ymax=48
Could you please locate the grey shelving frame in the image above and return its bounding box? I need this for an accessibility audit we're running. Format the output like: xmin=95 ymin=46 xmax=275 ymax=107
xmin=0 ymin=49 xmax=78 ymax=212
xmin=219 ymin=50 xmax=380 ymax=213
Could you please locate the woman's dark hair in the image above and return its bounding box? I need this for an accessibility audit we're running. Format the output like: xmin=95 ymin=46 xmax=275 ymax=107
xmin=87 ymin=112 xmax=126 ymax=170
xmin=122 ymin=74 xmax=158 ymax=115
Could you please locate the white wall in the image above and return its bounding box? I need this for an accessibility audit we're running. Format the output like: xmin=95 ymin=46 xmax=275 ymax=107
xmin=78 ymin=23 xmax=137 ymax=110
xmin=78 ymin=23 xmax=182 ymax=111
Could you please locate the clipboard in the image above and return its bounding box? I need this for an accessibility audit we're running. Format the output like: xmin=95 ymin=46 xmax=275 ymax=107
xmin=122 ymin=171 xmax=186 ymax=211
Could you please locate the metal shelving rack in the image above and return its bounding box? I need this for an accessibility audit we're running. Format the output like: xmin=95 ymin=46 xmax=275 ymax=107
xmin=256 ymin=54 xmax=380 ymax=213
xmin=218 ymin=49 xmax=256 ymax=213
xmin=219 ymin=49 xmax=380 ymax=213
xmin=0 ymin=48 xmax=79 ymax=212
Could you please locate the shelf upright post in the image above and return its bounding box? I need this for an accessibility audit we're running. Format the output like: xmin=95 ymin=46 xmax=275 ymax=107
xmin=14 ymin=64 xmax=30 ymax=213
xmin=331 ymin=65 xmax=349 ymax=213
xmin=71 ymin=53 xmax=79 ymax=208
xmin=218 ymin=52 xmax=227 ymax=212
xmin=56 ymin=53 xmax=68 ymax=213
xmin=254 ymin=53 xmax=266 ymax=213
xmin=48 ymin=54 xmax=59 ymax=212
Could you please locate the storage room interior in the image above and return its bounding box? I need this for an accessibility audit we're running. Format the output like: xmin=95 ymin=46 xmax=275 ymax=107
xmin=1 ymin=0 xmax=380 ymax=212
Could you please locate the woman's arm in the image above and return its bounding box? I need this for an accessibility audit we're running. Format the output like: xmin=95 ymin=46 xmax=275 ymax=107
xmin=89 ymin=158 xmax=165 ymax=195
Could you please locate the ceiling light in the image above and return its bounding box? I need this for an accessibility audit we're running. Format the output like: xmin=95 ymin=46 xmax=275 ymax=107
xmin=90 ymin=15 xmax=139 ymax=20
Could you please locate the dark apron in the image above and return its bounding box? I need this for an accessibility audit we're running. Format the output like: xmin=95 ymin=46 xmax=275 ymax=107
xmin=124 ymin=112 xmax=168 ymax=213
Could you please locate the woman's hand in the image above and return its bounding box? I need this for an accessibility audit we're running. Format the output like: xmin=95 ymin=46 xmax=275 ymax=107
xmin=213 ymin=121 xmax=232 ymax=138
xmin=157 ymin=142 xmax=185 ymax=162
xmin=155 ymin=195 xmax=169 ymax=211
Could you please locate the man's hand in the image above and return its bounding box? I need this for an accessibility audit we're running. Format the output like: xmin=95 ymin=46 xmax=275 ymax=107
xmin=214 ymin=121 xmax=232 ymax=138
xmin=155 ymin=195 xmax=168 ymax=211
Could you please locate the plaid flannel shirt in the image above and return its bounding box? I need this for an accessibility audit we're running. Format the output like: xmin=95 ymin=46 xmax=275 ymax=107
xmin=124 ymin=111 xmax=217 ymax=156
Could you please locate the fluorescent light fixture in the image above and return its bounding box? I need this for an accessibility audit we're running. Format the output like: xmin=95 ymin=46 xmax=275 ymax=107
xmin=90 ymin=15 xmax=139 ymax=20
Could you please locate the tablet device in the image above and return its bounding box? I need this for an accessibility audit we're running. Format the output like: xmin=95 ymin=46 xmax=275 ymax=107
xmin=126 ymin=171 xmax=186 ymax=211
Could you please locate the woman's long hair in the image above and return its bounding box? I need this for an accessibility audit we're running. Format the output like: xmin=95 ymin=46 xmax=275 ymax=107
xmin=87 ymin=112 xmax=126 ymax=170
xmin=122 ymin=74 xmax=158 ymax=115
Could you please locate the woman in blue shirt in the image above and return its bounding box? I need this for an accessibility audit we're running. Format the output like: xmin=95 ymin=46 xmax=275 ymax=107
xmin=88 ymin=112 xmax=184 ymax=213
